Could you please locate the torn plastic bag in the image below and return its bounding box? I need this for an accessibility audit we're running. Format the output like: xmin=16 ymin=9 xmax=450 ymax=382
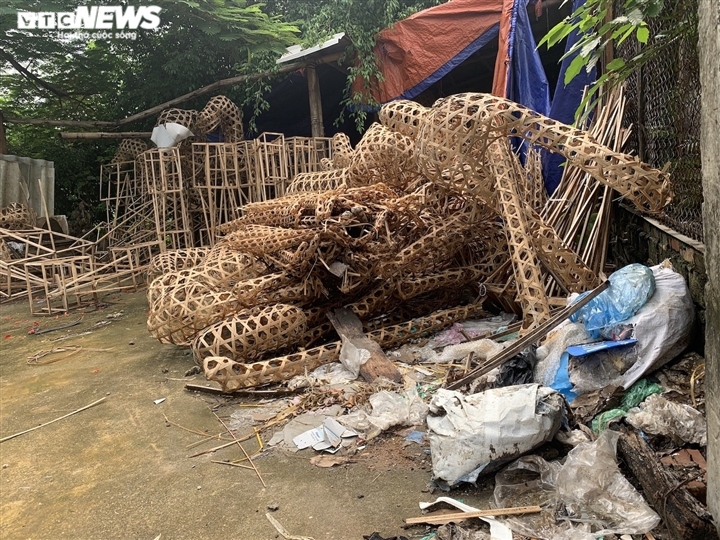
xmin=340 ymin=386 xmax=428 ymax=439
xmin=569 ymin=263 xmax=655 ymax=339
xmin=493 ymin=431 xmax=660 ymax=539
xmin=493 ymin=346 xmax=537 ymax=388
xmin=555 ymin=430 xmax=660 ymax=536
xmin=625 ymin=393 xmax=707 ymax=445
xmin=427 ymin=384 xmax=563 ymax=487
xmin=551 ymin=262 xmax=693 ymax=399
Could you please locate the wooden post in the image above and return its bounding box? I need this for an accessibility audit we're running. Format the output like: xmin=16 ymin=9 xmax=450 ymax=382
xmin=306 ymin=63 xmax=325 ymax=137
xmin=0 ymin=111 xmax=7 ymax=155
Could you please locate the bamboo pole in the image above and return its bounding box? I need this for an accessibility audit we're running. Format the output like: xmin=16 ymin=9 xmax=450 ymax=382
xmin=0 ymin=396 xmax=107 ymax=443
xmin=59 ymin=132 xmax=152 ymax=140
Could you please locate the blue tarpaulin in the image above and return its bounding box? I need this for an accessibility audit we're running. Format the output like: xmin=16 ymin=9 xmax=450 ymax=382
xmin=542 ymin=0 xmax=597 ymax=194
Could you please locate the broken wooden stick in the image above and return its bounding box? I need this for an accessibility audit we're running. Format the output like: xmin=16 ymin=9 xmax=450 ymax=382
xmin=327 ymin=308 xmax=402 ymax=383
xmin=405 ymin=505 xmax=542 ymax=525
xmin=265 ymin=513 xmax=316 ymax=540
xmin=0 ymin=395 xmax=107 ymax=443
xmin=212 ymin=411 xmax=266 ymax=488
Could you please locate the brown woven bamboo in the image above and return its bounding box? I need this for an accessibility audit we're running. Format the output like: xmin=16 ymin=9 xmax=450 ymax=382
xmin=147 ymin=276 xmax=243 ymax=345
xmin=155 ymin=108 xmax=198 ymax=129
xmin=488 ymin=139 xmax=550 ymax=330
xmin=414 ymin=92 xmax=671 ymax=214
xmin=286 ymin=169 xmax=348 ymax=194
xmin=331 ymin=133 xmax=353 ymax=168
xmin=147 ymin=248 xmax=211 ymax=283
xmin=379 ymin=100 xmax=430 ymax=139
xmin=0 ymin=203 xmax=36 ymax=230
xmin=111 ymin=139 xmax=149 ymax=163
xmin=346 ymin=123 xmax=417 ymax=188
xmin=202 ymin=301 xmax=487 ymax=391
xmin=191 ymin=303 xmax=307 ymax=364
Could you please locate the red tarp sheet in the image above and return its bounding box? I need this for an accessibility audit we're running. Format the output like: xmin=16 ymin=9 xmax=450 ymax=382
xmin=359 ymin=0 xmax=514 ymax=103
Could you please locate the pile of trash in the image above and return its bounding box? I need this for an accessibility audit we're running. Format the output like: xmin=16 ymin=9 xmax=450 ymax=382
xmin=146 ymin=92 xmax=714 ymax=538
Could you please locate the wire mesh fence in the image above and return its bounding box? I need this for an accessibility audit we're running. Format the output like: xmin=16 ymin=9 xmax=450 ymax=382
xmin=615 ymin=0 xmax=703 ymax=241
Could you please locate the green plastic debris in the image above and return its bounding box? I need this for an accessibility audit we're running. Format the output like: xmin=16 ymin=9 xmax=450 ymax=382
xmin=591 ymin=379 xmax=663 ymax=433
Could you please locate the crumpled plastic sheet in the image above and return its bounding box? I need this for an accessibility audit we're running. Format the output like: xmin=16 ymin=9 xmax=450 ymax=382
xmin=427 ymin=384 xmax=563 ymax=487
xmin=570 ymin=263 xmax=655 ymax=339
xmin=437 ymin=338 xmax=505 ymax=364
xmin=340 ymin=386 xmax=428 ymax=439
xmin=535 ymin=322 xmax=590 ymax=387
xmin=427 ymin=313 xmax=516 ymax=348
xmin=591 ymin=378 xmax=663 ymax=433
xmin=494 ymin=430 xmax=660 ymax=539
xmin=625 ymin=393 xmax=707 ymax=445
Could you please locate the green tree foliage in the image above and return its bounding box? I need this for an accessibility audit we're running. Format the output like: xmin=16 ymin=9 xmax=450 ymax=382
xmin=264 ymin=0 xmax=442 ymax=131
xmin=539 ymin=0 xmax=697 ymax=118
xmin=0 ymin=0 xmax=298 ymax=220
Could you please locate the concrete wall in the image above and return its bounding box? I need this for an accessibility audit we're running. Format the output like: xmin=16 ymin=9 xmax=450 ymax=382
xmin=699 ymin=0 xmax=720 ymax=528
xmin=0 ymin=154 xmax=55 ymax=217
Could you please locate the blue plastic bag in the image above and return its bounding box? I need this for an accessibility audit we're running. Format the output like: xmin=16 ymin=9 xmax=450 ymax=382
xmin=569 ymin=264 xmax=655 ymax=339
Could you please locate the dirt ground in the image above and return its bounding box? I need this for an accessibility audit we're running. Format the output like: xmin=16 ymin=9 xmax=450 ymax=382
xmin=0 ymin=291 xmax=494 ymax=540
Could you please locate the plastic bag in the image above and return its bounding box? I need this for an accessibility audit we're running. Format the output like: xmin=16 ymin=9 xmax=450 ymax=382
xmin=493 ymin=431 xmax=660 ymax=539
xmin=341 ymin=386 xmax=428 ymax=439
xmin=555 ymin=430 xmax=660 ymax=536
xmin=591 ymin=378 xmax=663 ymax=432
xmin=570 ymin=263 xmax=655 ymax=338
xmin=625 ymin=393 xmax=707 ymax=445
xmin=427 ymin=384 xmax=563 ymax=487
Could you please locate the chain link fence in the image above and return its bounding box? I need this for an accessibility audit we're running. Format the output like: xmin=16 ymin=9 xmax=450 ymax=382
xmin=615 ymin=0 xmax=703 ymax=242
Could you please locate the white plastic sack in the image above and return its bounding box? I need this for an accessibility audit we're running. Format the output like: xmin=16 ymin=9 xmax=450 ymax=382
xmin=620 ymin=262 xmax=694 ymax=387
xmin=427 ymin=384 xmax=563 ymax=487
xmin=625 ymin=393 xmax=707 ymax=445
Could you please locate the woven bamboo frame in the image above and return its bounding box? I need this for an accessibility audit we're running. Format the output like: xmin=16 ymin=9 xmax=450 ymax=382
xmin=202 ymin=302 xmax=487 ymax=391
xmin=346 ymin=123 xmax=417 ymax=188
xmin=194 ymin=96 xmax=243 ymax=141
xmin=156 ymin=108 xmax=198 ymax=129
xmin=147 ymin=248 xmax=210 ymax=283
xmin=331 ymin=133 xmax=353 ymax=168
xmin=379 ymin=100 xmax=430 ymax=139
xmin=414 ymin=92 xmax=671 ymax=214
xmin=286 ymin=169 xmax=348 ymax=194
xmin=488 ymin=139 xmax=550 ymax=330
xmin=111 ymin=139 xmax=148 ymax=164
xmin=0 ymin=203 xmax=36 ymax=230
xmin=198 ymin=244 xmax=266 ymax=289
xmin=191 ymin=303 xmax=307 ymax=364
xmin=147 ymin=276 xmax=242 ymax=345
xmin=286 ymin=136 xmax=334 ymax=177
xmin=223 ymin=225 xmax=317 ymax=256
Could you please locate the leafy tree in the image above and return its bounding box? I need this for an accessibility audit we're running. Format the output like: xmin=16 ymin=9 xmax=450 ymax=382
xmin=0 ymin=0 xmax=298 ymax=220
xmin=264 ymin=0 xmax=442 ymax=131
xmin=539 ymin=0 xmax=696 ymax=117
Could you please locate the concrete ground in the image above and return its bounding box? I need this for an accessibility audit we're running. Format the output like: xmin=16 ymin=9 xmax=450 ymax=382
xmin=0 ymin=291 xmax=493 ymax=540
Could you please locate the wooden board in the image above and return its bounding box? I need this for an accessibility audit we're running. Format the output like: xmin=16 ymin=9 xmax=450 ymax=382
xmin=327 ymin=308 xmax=402 ymax=384
xmin=617 ymin=428 xmax=718 ymax=540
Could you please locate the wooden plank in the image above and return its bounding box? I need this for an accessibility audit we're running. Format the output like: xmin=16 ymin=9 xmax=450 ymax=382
xmin=327 ymin=308 xmax=402 ymax=384
xmin=404 ymin=505 xmax=542 ymax=525
xmin=617 ymin=428 xmax=718 ymax=540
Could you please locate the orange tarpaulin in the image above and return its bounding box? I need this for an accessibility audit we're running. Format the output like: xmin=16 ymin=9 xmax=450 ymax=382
xmin=355 ymin=0 xmax=515 ymax=104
